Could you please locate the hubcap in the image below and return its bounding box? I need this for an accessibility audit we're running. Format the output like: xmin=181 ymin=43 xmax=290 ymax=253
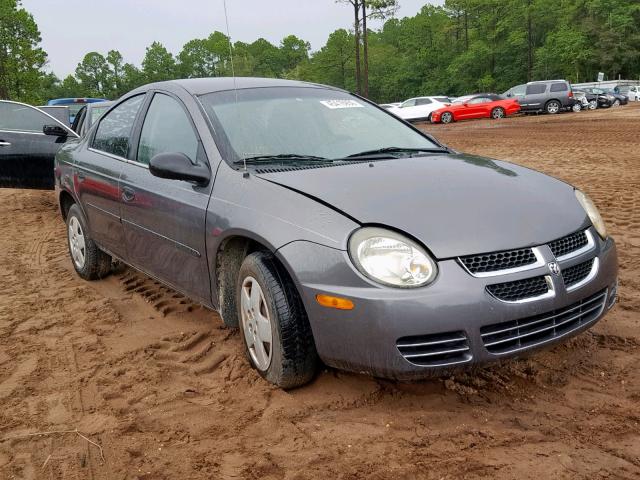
xmin=442 ymin=113 xmax=452 ymax=123
xmin=240 ymin=276 xmax=273 ymax=371
xmin=589 ymin=101 xmax=597 ymax=110
xmin=68 ymin=216 xmax=86 ymax=269
xmin=493 ymin=109 xmax=504 ymax=118
xmin=548 ymin=103 xmax=559 ymax=113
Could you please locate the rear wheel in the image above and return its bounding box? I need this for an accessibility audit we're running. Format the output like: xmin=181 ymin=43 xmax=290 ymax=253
xmin=572 ymin=103 xmax=582 ymax=113
xmin=491 ymin=107 xmax=505 ymax=119
xmin=66 ymin=204 xmax=112 ymax=280
xmin=440 ymin=112 xmax=453 ymax=124
xmin=588 ymin=100 xmax=598 ymax=110
xmin=237 ymin=251 xmax=318 ymax=389
xmin=613 ymin=99 xmax=621 ymax=107
xmin=545 ymin=100 xmax=561 ymax=114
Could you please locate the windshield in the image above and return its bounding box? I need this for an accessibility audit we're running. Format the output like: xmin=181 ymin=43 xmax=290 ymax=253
xmin=199 ymin=87 xmax=440 ymax=163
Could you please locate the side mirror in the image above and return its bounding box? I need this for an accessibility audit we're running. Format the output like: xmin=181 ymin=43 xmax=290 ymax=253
xmin=506 ymin=93 xmax=513 ymax=97
xmin=43 ymin=124 xmax=68 ymax=137
xmin=149 ymin=152 xmax=210 ymax=185
xmin=463 ymin=103 xmax=469 ymax=107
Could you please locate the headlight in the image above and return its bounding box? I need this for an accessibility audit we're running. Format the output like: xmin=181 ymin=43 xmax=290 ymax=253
xmin=575 ymin=189 xmax=607 ymax=239
xmin=349 ymin=227 xmax=437 ymax=288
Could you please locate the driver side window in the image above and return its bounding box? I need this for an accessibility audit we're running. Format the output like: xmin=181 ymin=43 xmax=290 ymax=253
xmin=137 ymin=93 xmax=199 ymax=165
xmin=0 ymin=102 xmax=53 ymax=133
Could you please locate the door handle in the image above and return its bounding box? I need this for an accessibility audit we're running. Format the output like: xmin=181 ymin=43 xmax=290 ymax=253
xmin=0 ymin=141 xmax=11 ymax=147
xmin=121 ymin=187 xmax=136 ymax=202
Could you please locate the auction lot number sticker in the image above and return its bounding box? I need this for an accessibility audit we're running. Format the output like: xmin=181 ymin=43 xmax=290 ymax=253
xmin=320 ymin=99 xmax=364 ymax=109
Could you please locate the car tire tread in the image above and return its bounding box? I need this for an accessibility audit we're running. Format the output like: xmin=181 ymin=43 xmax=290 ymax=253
xmin=237 ymin=251 xmax=318 ymax=389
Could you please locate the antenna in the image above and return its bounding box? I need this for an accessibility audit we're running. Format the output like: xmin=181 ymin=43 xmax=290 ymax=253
xmin=222 ymin=0 xmax=246 ymax=173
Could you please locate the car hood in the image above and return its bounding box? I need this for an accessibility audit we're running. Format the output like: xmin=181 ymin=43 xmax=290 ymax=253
xmin=255 ymin=154 xmax=588 ymax=258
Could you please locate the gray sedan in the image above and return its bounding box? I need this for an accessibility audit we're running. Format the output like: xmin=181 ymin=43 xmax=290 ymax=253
xmin=54 ymin=78 xmax=618 ymax=388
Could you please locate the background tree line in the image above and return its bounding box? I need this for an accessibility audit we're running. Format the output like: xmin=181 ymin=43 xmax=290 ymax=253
xmin=2 ymin=0 xmax=639 ymax=106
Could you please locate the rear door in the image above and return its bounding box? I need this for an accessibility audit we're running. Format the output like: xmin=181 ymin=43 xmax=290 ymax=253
xmin=119 ymin=91 xmax=212 ymax=303
xmin=524 ymin=83 xmax=548 ymax=111
xmin=80 ymin=94 xmax=146 ymax=258
xmin=0 ymin=101 xmax=75 ymax=189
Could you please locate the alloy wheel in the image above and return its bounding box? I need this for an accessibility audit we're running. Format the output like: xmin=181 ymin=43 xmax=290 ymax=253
xmin=589 ymin=100 xmax=597 ymax=110
xmin=546 ymin=101 xmax=560 ymax=114
xmin=492 ymin=108 xmax=505 ymax=119
xmin=240 ymin=276 xmax=273 ymax=371
xmin=68 ymin=216 xmax=86 ymax=269
xmin=441 ymin=112 xmax=452 ymax=124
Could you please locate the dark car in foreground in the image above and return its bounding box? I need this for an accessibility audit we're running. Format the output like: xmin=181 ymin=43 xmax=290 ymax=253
xmin=54 ymin=78 xmax=618 ymax=388
xmin=430 ymin=93 xmax=520 ymax=123
xmin=1 ymin=100 xmax=79 ymax=189
xmin=71 ymin=101 xmax=114 ymax=136
xmin=580 ymin=88 xmax=616 ymax=108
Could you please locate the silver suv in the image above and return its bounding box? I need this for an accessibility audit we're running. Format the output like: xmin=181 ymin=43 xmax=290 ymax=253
xmin=504 ymin=80 xmax=575 ymax=114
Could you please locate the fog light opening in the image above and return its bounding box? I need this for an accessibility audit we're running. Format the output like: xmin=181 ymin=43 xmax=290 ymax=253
xmin=316 ymin=294 xmax=355 ymax=310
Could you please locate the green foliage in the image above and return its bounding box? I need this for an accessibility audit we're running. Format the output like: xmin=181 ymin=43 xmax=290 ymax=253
xmin=1 ymin=0 xmax=639 ymax=104
xmin=0 ymin=0 xmax=47 ymax=103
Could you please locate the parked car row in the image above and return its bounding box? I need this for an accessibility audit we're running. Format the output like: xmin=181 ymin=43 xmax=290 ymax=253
xmin=383 ymin=79 xmax=637 ymax=125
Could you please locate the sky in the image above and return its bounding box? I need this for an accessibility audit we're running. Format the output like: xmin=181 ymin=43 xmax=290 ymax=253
xmin=21 ymin=0 xmax=442 ymax=79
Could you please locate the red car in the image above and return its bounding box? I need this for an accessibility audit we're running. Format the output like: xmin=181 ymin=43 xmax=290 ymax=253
xmin=431 ymin=94 xmax=520 ymax=124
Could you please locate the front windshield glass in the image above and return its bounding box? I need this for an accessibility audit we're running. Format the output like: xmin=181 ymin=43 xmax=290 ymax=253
xmin=199 ymin=87 xmax=440 ymax=163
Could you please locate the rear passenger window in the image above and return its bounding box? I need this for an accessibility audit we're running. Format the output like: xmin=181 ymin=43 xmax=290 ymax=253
xmin=415 ymin=98 xmax=432 ymax=106
xmin=137 ymin=93 xmax=198 ymax=165
xmin=526 ymin=84 xmax=547 ymax=95
xmin=550 ymin=83 xmax=568 ymax=92
xmin=92 ymin=95 xmax=144 ymax=158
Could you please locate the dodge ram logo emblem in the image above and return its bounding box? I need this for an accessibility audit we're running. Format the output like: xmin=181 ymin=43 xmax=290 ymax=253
xmin=548 ymin=262 xmax=561 ymax=276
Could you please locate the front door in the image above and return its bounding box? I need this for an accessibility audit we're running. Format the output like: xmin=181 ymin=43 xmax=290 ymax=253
xmin=78 ymin=94 xmax=146 ymax=258
xmin=120 ymin=92 xmax=212 ymax=303
xmin=0 ymin=102 xmax=74 ymax=189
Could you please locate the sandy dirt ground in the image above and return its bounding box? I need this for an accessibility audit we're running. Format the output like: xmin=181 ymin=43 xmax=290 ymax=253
xmin=1 ymin=104 xmax=639 ymax=479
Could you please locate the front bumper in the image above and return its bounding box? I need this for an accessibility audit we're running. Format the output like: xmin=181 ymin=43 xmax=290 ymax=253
xmin=277 ymin=227 xmax=618 ymax=380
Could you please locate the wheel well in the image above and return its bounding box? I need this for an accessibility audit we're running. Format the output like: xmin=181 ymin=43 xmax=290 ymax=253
xmin=59 ymin=191 xmax=75 ymax=221
xmin=215 ymin=236 xmax=271 ymax=327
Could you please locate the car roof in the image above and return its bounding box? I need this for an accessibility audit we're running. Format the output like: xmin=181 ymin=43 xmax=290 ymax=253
xmin=527 ymin=79 xmax=568 ymax=84
xmin=131 ymin=77 xmax=337 ymax=96
xmin=47 ymin=97 xmax=109 ymax=105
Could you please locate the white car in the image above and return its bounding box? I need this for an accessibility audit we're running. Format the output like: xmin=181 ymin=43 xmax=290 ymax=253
xmin=389 ymin=96 xmax=452 ymax=122
xmin=628 ymin=86 xmax=640 ymax=101
xmin=379 ymin=102 xmax=401 ymax=110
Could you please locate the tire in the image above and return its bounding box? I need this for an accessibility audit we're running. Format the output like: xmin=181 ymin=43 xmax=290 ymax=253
xmin=491 ymin=107 xmax=505 ymax=119
xmin=589 ymin=100 xmax=598 ymax=110
xmin=440 ymin=112 xmax=453 ymax=124
xmin=613 ymin=99 xmax=620 ymax=107
xmin=545 ymin=100 xmax=561 ymax=114
xmin=572 ymin=103 xmax=582 ymax=113
xmin=236 ymin=251 xmax=318 ymax=389
xmin=66 ymin=204 xmax=112 ymax=280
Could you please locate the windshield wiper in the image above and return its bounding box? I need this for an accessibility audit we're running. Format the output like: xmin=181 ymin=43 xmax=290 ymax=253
xmin=233 ymin=154 xmax=332 ymax=166
xmin=343 ymin=146 xmax=449 ymax=160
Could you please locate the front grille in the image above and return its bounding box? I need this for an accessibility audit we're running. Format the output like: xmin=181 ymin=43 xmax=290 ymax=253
xmin=486 ymin=276 xmax=549 ymax=302
xmin=548 ymin=230 xmax=588 ymax=258
xmin=396 ymin=331 xmax=471 ymax=367
xmin=481 ymin=289 xmax=607 ymax=354
xmin=460 ymin=247 xmax=537 ymax=274
xmin=562 ymin=258 xmax=594 ymax=287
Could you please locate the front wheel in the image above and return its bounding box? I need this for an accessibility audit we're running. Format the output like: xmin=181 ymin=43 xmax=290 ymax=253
xmin=612 ymin=99 xmax=621 ymax=107
xmin=545 ymin=100 xmax=561 ymax=114
xmin=491 ymin=107 xmax=505 ymax=119
xmin=589 ymin=100 xmax=598 ymax=110
xmin=66 ymin=204 xmax=112 ymax=280
xmin=572 ymin=103 xmax=582 ymax=113
xmin=440 ymin=112 xmax=454 ymax=124
xmin=237 ymin=252 xmax=318 ymax=389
